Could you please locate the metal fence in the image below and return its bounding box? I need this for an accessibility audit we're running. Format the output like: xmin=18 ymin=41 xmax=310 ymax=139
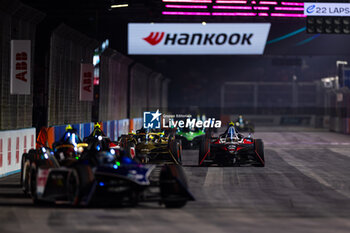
xmin=0 ymin=1 xmax=44 ymax=130
xmin=221 ymin=81 xmax=324 ymax=115
xmin=99 ymin=49 xmax=132 ymax=121
xmin=47 ymin=24 xmax=97 ymax=126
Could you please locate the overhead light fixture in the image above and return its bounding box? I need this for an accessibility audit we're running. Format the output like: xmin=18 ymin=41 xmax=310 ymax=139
xmin=111 ymin=4 xmax=128 ymax=8
xmin=307 ymin=16 xmax=350 ymax=34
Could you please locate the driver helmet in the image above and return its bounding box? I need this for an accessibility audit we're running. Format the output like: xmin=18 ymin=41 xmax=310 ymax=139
xmin=227 ymin=125 xmax=237 ymax=140
xmin=239 ymin=115 xmax=244 ymax=124
xmin=92 ymin=122 xmax=104 ymax=137
xmin=62 ymin=125 xmax=81 ymax=145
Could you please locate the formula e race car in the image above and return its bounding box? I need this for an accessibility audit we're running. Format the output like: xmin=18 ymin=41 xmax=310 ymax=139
xmin=176 ymin=127 xmax=205 ymax=149
xmin=118 ymin=128 xmax=182 ymax=165
xmin=21 ymin=127 xmax=193 ymax=207
xmin=234 ymin=116 xmax=255 ymax=132
xmin=198 ymin=123 xmax=265 ymax=167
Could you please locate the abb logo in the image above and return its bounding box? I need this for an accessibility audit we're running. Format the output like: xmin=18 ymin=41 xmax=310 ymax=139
xmin=83 ymin=71 xmax=92 ymax=93
xmin=15 ymin=52 xmax=28 ymax=82
xmin=143 ymin=32 xmax=165 ymax=46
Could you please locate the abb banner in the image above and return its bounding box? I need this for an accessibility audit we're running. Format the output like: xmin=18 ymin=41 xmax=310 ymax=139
xmin=0 ymin=128 xmax=35 ymax=177
xmin=10 ymin=40 xmax=31 ymax=95
xmin=128 ymin=23 xmax=271 ymax=55
xmin=80 ymin=63 xmax=94 ymax=101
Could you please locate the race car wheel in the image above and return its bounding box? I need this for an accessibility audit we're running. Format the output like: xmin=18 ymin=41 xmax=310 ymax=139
xmin=160 ymin=165 xmax=189 ymax=208
xmin=198 ymin=138 xmax=209 ymax=166
xmin=21 ymin=156 xmax=31 ymax=196
xmin=29 ymin=164 xmax=42 ymax=205
xmin=20 ymin=153 xmax=26 ymax=186
xmin=175 ymin=140 xmax=182 ymax=165
xmin=169 ymin=139 xmax=182 ymax=165
xmin=254 ymin=139 xmax=265 ymax=167
xmin=164 ymin=200 xmax=187 ymax=208
xmin=29 ymin=164 xmax=51 ymax=205
xmin=66 ymin=169 xmax=80 ymax=206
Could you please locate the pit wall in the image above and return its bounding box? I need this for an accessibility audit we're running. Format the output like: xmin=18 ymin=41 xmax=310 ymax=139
xmin=0 ymin=128 xmax=36 ymax=177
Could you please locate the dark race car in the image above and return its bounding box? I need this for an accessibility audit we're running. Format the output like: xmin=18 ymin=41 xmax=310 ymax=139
xmin=118 ymin=128 xmax=182 ymax=165
xmin=198 ymin=123 xmax=265 ymax=167
xmin=21 ymin=126 xmax=194 ymax=207
xmin=234 ymin=116 xmax=255 ymax=132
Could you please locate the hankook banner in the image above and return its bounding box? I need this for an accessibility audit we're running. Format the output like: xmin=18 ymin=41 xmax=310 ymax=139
xmin=128 ymin=23 xmax=271 ymax=55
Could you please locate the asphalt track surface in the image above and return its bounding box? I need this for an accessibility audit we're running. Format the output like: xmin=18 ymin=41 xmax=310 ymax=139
xmin=1 ymin=127 xmax=350 ymax=233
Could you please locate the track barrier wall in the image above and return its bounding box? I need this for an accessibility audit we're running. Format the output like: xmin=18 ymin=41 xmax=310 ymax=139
xmin=0 ymin=128 xmax=36 ymax=177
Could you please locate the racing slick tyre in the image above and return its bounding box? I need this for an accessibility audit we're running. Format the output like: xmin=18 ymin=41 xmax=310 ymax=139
xmin=205 ymin=128 xmax=213 ymax=139
xmin=198 ymin=137 xmax=210 ymax=166
xmin=160 ymin=165 xmax=189 ymax=208
xmin=175 ymin=140 xmax=182 ymax=165
xmin=169 ymin=139 xmax=182 ymax=165
xmin=254 ymin=139 xmax=265 ymax=167
xmin=66 ymin=169 xmax=80 ymax=206
xmin=29 ymin=164 xmax=46 ymax=205
xmin=21 ymin=154 xmax=31 ymax=196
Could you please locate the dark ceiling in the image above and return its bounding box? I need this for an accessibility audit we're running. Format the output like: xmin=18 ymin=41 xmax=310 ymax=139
xmin=20 ymin=0 xmax=350 ymax=85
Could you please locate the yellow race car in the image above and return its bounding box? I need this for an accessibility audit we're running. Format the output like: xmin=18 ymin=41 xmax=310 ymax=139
xmin=118 ymin=128 xmax=182 ymax=165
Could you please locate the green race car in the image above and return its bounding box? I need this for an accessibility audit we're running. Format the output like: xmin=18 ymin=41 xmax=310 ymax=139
xmin=176 ymin=128 xmax=205 ymax=149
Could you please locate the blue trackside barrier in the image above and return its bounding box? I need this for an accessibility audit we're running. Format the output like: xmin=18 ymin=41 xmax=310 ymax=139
xmin=51 ymin=119 xmax=132 ymax=142
xmin=118 ymin=119 xmax=129 ymax=138
xmin=133 ymin=118 xmax=143 ymax=131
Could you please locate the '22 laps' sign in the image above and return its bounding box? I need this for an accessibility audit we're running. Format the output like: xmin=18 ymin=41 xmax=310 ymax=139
xmin=10 ymin=40 xmax=31 ymax=95
xmin=128 ymin=23 xmax=271 ymax=55
xmin=304 ymin=3 xmax=350 ymax=16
